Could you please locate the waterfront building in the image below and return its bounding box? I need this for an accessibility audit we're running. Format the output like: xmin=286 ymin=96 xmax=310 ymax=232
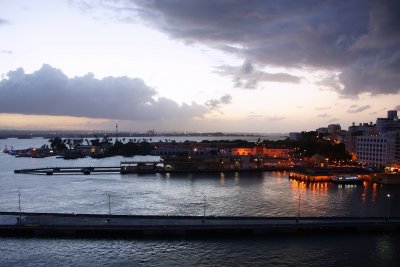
xmin=230 ymin=147 xmax=291 ymax=157
xmin=354 ymin=111 xmax=400 ymax=167
xmin=376 ymin=110 xmax=400 ymax=134
xmin=356 ymin=134 xmax=390 ymax=167
xmin=356 ymin=131 xmax=400 ymax=167
xmin=344 ymin=122 xmax=377 ymax=160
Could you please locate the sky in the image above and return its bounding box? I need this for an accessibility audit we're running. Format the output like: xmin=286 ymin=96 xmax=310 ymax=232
xmin=0 ymin=0 xmax=399 ymax=133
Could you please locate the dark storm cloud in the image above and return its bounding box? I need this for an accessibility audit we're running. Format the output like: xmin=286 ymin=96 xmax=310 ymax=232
xmin=347 ymin=104 xmax=371 ymax=113
xmin=125 ymin=0 xmax=399 ymax=96
xmin=205 ymin=94 xmax=232 ymax=110
xmin=216 ymin=60 xmax=301 ymax=89
xmin=0 ymin=65 xmax=208 ymax=120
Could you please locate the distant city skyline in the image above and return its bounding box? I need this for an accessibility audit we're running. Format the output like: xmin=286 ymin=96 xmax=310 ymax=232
xmin=0 ymin=0 xmax=399 ymax=132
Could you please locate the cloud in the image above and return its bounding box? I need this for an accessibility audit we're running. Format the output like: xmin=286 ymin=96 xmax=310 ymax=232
xmin=327 ymin=117 xmax=340 ymax=123
xmin=205 ymin=94 xmax=232 ymax=110
xmin=216 ymin=60 xmax=301 ymax=89
xmin=265 ymin=116 xmax=285 ymax=122
xmin=102 ymin=0 xmax=400 ymax=96
xmin=0 ymin=18 xmax=9 ymax=26
xmin=0 ymin=50 xmax=12 ymax=54
xmin=220 ymin=94 xmax=232 ymax=104
xmin=317 ymin=113 xmax=329 ymax=118
xmin=347 ymin=104 xmax=371 ymax=113
xmin=394 ymin=105 xmax=400 ymax=110
xmin=248 ymin=113 xmax=264 ymax=119
xmin=0 ymin=64 xmax=209 ymax=120
xmin=315 ymin=106 xmax=331 ymax=111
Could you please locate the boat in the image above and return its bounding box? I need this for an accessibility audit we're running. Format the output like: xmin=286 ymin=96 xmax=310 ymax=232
xmin=331 ymin=175 xmax=363 ymax=184
xmin=3 ymin=145 xmax=16 ymax=155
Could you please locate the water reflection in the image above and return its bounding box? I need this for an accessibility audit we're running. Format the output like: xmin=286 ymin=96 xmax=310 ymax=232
xmin=1 ymin=153 xmax=400 ymax=217
xmin=361 ymin=181 xmax=369 ymax=203
xmin=220 ymin=172 xmax=225 ymax=186
xmin=372 ymin=183 xmax=378 ymax=202
xmin=289 ymin=179 xmax=329 ymax=196
xmin=374 ymin=235 xmax=396 ymax=263
xmin=234 ymin=172 xmax=240 ymax=185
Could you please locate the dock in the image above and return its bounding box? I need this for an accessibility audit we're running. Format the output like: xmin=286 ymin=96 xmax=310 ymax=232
xmin=14 ymin=166 xmax=121 ymax=175
xmin=14 ymin=164 xmax=293 ymax=175
xmin=0 ymin=212 xmax=399 ymax=238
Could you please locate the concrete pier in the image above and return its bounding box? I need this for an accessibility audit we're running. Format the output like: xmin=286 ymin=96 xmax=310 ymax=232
xmin=0 ymin=212 xmax=399 ymax=238
xmin=14 ymin=166 xmax=291 ymax=175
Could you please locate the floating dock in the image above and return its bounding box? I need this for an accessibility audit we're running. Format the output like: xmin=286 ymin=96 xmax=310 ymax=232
xmin=0 ymin=212 xmax=399 ymax=238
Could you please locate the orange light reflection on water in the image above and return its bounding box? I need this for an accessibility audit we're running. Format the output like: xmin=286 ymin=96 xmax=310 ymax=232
xmin=289 ymin=179 xmax=329 ymax=196
xmin=372 ymin=183 xmax=378 ymax=202
xmin=361 ymin=181 xmax=369 ymax=203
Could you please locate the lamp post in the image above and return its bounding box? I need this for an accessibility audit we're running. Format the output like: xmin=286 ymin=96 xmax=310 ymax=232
xmin=107 ymin=194 xmax=111 ymax=222
xmin=18 ymin=193 xmax=21 ymax=223
xmin=115 ymin=123 xmax=118 ymax=142
xmin=297 ymin=195 xmax=301 ymax=222
xmin=387 ymin=194 xmax=391 ymax=221
xmin=203 ymin=195 xmax=206 ymax=223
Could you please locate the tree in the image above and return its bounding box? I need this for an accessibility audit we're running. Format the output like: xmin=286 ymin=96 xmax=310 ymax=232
xmin=49 ymin=137 xmax=67 ymax=151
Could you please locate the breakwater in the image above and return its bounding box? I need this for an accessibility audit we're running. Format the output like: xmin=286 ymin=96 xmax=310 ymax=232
xmin=1 ymin=212 xmax=399 ymax=238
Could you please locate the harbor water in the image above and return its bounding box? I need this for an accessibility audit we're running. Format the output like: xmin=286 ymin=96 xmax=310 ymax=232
xmin=1 ymin=138 xmax=400 ymax=266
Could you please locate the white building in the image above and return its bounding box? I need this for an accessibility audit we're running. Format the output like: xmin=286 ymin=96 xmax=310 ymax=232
xmin=356 ymin=131 xmax=399 ymax=167
xmin=376 ymin=110 xmax=400 ymax=134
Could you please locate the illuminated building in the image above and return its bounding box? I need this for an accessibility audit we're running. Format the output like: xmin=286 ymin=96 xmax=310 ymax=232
xmin=355 ymin=111 xmax=400 ymax=167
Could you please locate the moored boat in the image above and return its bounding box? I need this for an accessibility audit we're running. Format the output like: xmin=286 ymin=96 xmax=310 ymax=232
xmin=331 ymin=175 xmax=363 ymax=184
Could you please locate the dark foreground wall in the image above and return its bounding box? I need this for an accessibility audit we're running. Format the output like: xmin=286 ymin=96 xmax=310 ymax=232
xmin=0 ymin=212 xmax=399 ymax=238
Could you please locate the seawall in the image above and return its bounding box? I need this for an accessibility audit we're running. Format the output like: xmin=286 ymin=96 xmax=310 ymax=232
xmin=1 ymin=212 xmax=399 ymax=238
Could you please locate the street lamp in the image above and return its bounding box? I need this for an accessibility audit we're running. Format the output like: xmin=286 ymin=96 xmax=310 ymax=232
xmin=387 ymin=194 xmax=391 ymax=221
xmin=106 ymin=194 xmax=111 ymax=222
xmin=297 ymin=195 xmax=301 ymax=222
xmin=203 ymin=195 xmax=206 ymax=223
xmin=18 ymin=193 xmax=21 ymax=223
